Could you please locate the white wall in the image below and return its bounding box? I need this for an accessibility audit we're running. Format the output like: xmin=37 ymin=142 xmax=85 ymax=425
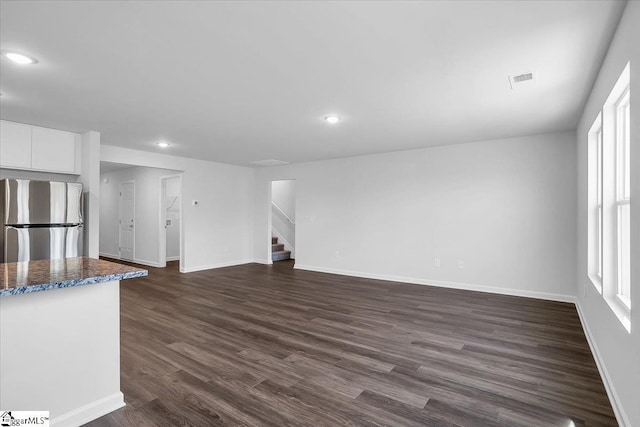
xmin=100 ymin=166 xmax=180 ymax=267
xmin=101 ymin=145 xmax=255 ymax=273
xmin=165 ymin=176 xmax=181 ymax=260
xmin=271 ymin=180 xmax=296 ymax=257
xmin=255 ymin=131 xmax=577 ymax=301
xmin=80 ymin=131 xmax=101 ymax=258
xmin=575 ymin=2 xmax=639 ymax=426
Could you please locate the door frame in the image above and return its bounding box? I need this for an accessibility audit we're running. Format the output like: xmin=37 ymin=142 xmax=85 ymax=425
xmin=118 ymin=180 xmax=135 ymax=261
xmin=268 ymin=179 xmax=297 ymax=265
xmin=267 ymin=183 xmax=273 ymax=265
xmin=159 ymin=174 xmax=183 ymax=270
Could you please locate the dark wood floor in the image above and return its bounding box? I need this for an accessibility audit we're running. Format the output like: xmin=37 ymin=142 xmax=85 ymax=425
xmin=86 ymin=259 xmax=616 ymax=426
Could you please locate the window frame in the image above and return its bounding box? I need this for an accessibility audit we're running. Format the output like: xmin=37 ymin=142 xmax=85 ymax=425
xmin=614 ymin=87 xmax=631 ymax=311
xmin=597 ymin=61 xmax=631 ymax=333
xmin=587 ymin=114 xmax=603 ymax=293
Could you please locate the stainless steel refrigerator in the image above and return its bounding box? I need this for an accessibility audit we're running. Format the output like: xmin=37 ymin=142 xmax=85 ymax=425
xmin=0 ymin=179 xmax=83 ymax=263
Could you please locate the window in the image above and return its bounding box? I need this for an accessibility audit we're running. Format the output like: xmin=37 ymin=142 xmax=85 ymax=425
xmin=588 ymin=115 xmax=603 ymax=292
xmin=588 ymin=62 xmax=631 ymax=332
xmin=597 ymin=125 xmax=603 ymax=280
xmin=615 ymin=88 xmax=630 ymax=308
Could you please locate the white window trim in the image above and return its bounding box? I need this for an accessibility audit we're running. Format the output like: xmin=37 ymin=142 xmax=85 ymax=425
xmin=613 ymin=87 xmax=631 ymax=315
xmin=596 ymin=126 xmax=603 ymax=282
xmin=599 ymin=61 xmax=631 ymax=333
xmin=615 ymin=198 xmax=631 ymax=309
xmin=615 ymin=88 xmax=631 ymax=201
xmin=587 ymin=115 xmax=603 ymax=293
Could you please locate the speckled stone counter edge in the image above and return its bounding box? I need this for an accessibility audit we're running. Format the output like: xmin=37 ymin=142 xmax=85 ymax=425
xmin=0 ymin=270 xmax=148 ymax=297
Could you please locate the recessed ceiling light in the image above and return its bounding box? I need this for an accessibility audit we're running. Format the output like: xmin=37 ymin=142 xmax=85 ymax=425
xmin=324 ymin=115 xmax=341 ymax=124
xmin=156 ymin=141 xmax=170 ymax=148
xmin=1 ymin=50 xmax=38 ymax=65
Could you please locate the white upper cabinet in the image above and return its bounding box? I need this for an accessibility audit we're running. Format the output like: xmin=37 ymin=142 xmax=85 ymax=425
xmin=0 ymin=120 xmax=81 ymax=174
xmin=31 ymin=126 xmax=79 ymax=173
xmin=0 ymin=121 xmax=32 ymax=169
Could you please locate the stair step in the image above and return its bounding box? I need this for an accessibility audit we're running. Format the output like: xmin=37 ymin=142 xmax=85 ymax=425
xmin=272 ymin=243 xmax=285 ymax=252
xmin=271 ymin=236 xmax=278 ymax=244
xmin=272 ymin=250 xmax=291 ymax=262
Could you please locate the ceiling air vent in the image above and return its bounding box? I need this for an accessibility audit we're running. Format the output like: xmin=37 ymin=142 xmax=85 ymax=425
xmin=509 ymin=72 xmax=535 ymax=90
xmin=250 ymin=159 xmax=290 ymax=167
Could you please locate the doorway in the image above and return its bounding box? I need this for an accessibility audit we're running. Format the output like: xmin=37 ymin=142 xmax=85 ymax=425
xmin=160 ymin=174 xmax=182 ymax=268
xmin=269 ymin=179 xmax=296 ymax=264
xmin=118 ymin=181 xmax=135 ymax=261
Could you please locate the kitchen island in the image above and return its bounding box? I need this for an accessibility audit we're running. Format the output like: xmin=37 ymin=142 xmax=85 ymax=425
xmin=0 ymin=257 xmax=147 ymax=427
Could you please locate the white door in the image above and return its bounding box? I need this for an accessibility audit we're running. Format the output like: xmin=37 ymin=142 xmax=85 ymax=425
xmin=119 ymin=182 xmax=135 ymax=261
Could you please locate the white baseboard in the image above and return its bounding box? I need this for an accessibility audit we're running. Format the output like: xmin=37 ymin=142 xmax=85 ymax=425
xmin=575 ymin=302 xmax=631 ymax=427
xmin=180 ymin=259 xmax=254 ymax=273
xmin=51 ymin=392 xmax=125 ymax=427
xmin=253 ymin=258 xmax=273 ymax=265
xmin=293 ymin=264 xmax=576 ymax=303
xmin=99 ymin=252 xmax=120 ymax=260
xmin=133 ymin=258 xmax=163 ymax=268
xmin=101 ymin=253 xmax=178 ymax=269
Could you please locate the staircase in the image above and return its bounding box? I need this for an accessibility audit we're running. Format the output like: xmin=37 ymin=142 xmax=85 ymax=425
xmin=271 ymin=236 xmax=291 ymax=262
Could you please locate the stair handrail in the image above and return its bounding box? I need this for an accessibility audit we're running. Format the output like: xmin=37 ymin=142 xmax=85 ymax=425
xmin=272 ymin=201 xmax=295 ymax=225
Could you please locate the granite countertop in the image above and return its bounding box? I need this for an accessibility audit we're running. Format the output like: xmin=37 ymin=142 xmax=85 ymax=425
xmin=0 ymin=257 xmax=148 ymax=296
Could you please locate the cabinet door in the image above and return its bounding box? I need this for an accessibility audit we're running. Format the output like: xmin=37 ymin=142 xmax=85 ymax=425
xmin=0 ymin=120 xmax=32 ymax=169
xmin=31 ymin=126 xmax=78 ymax=174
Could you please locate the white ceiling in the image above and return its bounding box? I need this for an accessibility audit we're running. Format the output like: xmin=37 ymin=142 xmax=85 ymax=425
xmin=0 ymin=1 xmax=626 ymax=167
